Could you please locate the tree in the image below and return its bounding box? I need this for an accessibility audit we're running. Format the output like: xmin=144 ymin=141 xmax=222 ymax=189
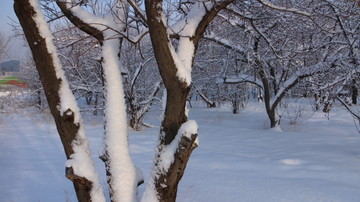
xmin=53 ymin=0 xmax=141 ymax=201
xmin=199 ymin=0 xmax=338 ymax=128
xmin=141 ymin=1 xmax=234 ymax=201
xmin=0 ymin=32 xmax=10 ymax=61
xmin=121 ymin=37 xmax=163 ymax=131
xmin=15 ymin=0 xmax=142 ymax=201
xmin=53 ymin=23 xmax=105 ymax=114
xmin=15 ymin=0 xmax=234 ymax=201
xmin=14 ymin=1 xmax=105 ymax=201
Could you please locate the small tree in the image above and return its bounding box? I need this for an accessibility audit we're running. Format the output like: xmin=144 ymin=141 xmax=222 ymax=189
xmin=0 ymin=32 xmax=10 ymax=61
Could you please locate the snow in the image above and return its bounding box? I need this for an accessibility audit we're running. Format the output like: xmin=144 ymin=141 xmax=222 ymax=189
xmin=30 ymin=0 xmax=80 ymax=122
xmin=175 ymin=37 xmax=195 ymax=85
xmin=178 ymin=120 xmax=199 ymax=143
xmin=204 ymin=31 xmax=246 ymax=54
xmin=157 ymin=120 xmax=198 ymax=173
xmin=57 ymin=1 xmax=137 ymax=200
xmin=257 ymin=0 xmax=311 ymax=17
xmin=2 ymin=100 xmax=360 ymax=201
xmin=271 ymin=64 xmax=323 ymax=107
xmin=0 ymin=91 xmax=11 ymax=97
xmin=167 ymin=2 xmax=217 ymax=86
xmin=141 ymin=176 xmax=158 ymax=202
xmin=222 ymin=74 xmax=263 ymax=87
xmin=101 ymin=36 xmax=138 ymax=202
xmin=141 ymin=120 xmax=198 ymax=202
xmin=28 ymin=0 xmax=105 ymax=201
xmin=168 ymin=39 xmax=193 ymax=85
xmin=171 ymin=3 xmax=207 ymax=36
xmin=61 ymin=0 xmax=126 ymax=33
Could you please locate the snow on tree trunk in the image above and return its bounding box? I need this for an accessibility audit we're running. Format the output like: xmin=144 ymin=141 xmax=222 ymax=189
xmin=100 ymin=35 xmax=138 ymax=202
xmin=54 ymin=1 xmax=140 ymax=201
xmin=143 ymin=1 xmax=233 ymax=201
xmin=141 ymin=121 xmax=198 ymax=202
xmin=14 ymin=1 xmax=105 ymax=201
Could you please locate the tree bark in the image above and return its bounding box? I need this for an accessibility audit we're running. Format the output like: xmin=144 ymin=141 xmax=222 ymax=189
xmin=352 ymin=79 xmax=358 ymax=105
xmin=145 ymin=1 xmax=233 ymax=201
xmin=153 ymin=133 xmax=198 ymax=202
xmin=14 ymin=1 xmax=93 ymax=201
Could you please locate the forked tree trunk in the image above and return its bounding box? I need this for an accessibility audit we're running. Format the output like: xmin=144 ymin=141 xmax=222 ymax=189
xmin=14 ymin=1 xmax=94 ymax=201
xmin=56 ymin=2 xmax=141 ymax=200
xmin=144 ymin=2 xmax=197 ymax=200
xmin=144 ymin=1 xmax=232 ymax=201
xmin=155 ymin=88 xmax=198 ymax=201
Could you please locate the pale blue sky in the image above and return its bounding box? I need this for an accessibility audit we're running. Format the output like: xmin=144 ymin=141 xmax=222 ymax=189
xmin=0 ymin=0 xmax=29 ymax=61
xmin=0 ymin=0 xmax=17 ymax=36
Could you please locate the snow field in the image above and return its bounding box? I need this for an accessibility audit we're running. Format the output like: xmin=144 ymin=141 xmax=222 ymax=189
xmin=1 ymin=101 xmax=360 ymax=201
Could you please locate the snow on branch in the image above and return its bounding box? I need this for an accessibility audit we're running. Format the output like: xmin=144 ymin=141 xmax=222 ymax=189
xmin=57 ymin=0 xmax=127 ymax=38
xmin=131 ymin=58 xmax=152 ymax=88
xmin=257 ymin=0 xmax=311 ymax=17
xmin=222 ymin=74 xmax=263 ymax=88
xmin=193 ymin=85 xmax=216 ymax=108
xmin=127 ymin=0 xmax=148 ymax=26
xmin=139 ymin=81 xmax=162 ymax=106
xmin=336 ymin=96 xmax=360 ymax=122
xmin=126 ymin=29 xmax=149 ymax=44
xmin=157 ymin=120 xmax=199 ymax=173
xmin=168 ymin=2 xmax=214 ymax=86
xmin=204 ymin=32 xmax=246 ymax=55
xmin=141 ymin=120 xmax=198 ymax=201
xmin=170 ymin=2 xmax=212 ymax=36
xmin=318 ymin=69 xmax=360 ymax=91
xmin=271 ymin=63 xmax=323 ymax=108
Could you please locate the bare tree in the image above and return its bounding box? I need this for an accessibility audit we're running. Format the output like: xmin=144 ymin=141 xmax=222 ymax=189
xmin=142 ymin=1 xmax=234 ymax=201
xmin=199 ymin=0 xmax=338 ymax=128
xmin=0 ymin=32 xmax=10 ymax=61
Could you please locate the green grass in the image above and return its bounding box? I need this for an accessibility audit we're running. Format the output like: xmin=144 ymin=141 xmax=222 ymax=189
xmin=0 ymin=77 xmax=24 ymax=83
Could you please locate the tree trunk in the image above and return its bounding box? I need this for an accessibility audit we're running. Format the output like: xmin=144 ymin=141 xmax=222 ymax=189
xmin=93 ymin=93 xmax=99 ymax=115
xmin=232 ymin=93 xmax=239 ymax=114
xmin=144 ymin=1 xmax=232 ymax=200
xmin=196 ymin=88 xmax=216 ymax=108
xmin=268 ymin=109 xmax=280 ymax=128
xmin=37 ymin=89 xmax=42 ymax=109
xmin=153 ymin=86 xmax=198 ymax=202
xmin=14 ymin=1 xmax=95 ymax=201
xmin=154 ymin=134 xmax=198 ymax=202
xmin=144 ymin=1 xmax=195 ymax=200
xmin=352 ymin=79 xmax=358 ymax=105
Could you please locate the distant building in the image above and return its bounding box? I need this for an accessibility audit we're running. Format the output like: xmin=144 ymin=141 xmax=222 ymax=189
xmin=1 ymin=60 xmax=20 ymax=76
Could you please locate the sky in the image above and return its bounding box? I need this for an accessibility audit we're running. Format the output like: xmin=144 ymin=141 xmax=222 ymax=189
xmin=0 ymin=0 xmax=29 ymax=62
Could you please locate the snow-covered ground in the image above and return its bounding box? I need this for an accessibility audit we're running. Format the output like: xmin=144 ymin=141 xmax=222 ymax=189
xmin=1 ymin=100 xmax=360 ymax=202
